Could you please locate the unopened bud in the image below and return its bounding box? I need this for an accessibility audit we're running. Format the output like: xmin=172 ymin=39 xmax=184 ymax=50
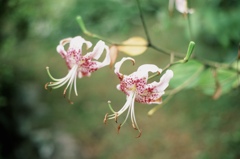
xmin=76 ymin=16 xmax=87 ymax=33
xmin=184 ymin=41 xmax=195 ymax=62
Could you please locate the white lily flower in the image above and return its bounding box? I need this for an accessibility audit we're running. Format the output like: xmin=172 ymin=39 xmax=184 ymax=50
xmin=104 ymin=57 xmax=174 ymax=137
xmin=45 ymin=36 xmax=110 ymax=103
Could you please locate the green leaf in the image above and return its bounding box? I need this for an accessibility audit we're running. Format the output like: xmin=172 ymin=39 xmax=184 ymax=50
xmin=196 ymin=69 xmax=215 ymax=95
xmin=170 ymin=60 xmax=239 ymax=97
xmin=217 ymin=68 xmax=239 ymax=94
xmin=170 ymin=60 xmax=204 ymax=89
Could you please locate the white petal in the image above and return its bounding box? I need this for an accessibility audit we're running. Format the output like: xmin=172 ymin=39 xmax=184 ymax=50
xmin=56 ymin=45 xmax=67 ymax=58
xmin=57 ymin=38 xmax=72 ymax=58
xmin=88 ymin=41 xmax=111 ymax=68
xmin=69 ymin=36 xmax=92 ymax=52
xmin=89 ymin=40 xmax=106 ymax=60
xmin=114 ymin=57 xmax=135 ymax=75
xmin=99 ymin=45 xmax=110 ymax=67
xmin=59 ymin=37 xmax=72 ymax=45
xmin=155 ymin=70 xmax=174 ymax=92
xmin=136 ymin=64 xmax=162 ymax=79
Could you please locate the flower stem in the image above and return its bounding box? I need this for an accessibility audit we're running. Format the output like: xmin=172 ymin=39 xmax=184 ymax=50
xmin=76 ymin=16 xmax=113 ymax=44
xmin=136 ymin=0 xmax=151 ymax=45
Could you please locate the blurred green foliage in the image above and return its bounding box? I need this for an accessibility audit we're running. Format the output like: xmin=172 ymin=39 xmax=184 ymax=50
xmin=170 ymin=60 xmax=239 ymax=97
xmin=0 ymin=0 xmax=240 ymax=159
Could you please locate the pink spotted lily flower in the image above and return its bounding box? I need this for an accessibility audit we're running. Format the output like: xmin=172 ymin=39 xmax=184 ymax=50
xmin=104 ymin=57 xmax=174 ymax=137
xmin=45 ymin=36 xmax=110 ymax=103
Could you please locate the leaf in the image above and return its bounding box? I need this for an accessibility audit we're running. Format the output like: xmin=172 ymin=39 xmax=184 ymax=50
xmin=117 ymin=37 xmax=147 ymax=56
xmin=170 ymin=60 xmax=239 ymax=97
xmin=170 ymin=60 xmax=203 ymax=89
xmin=195 ymin=69 xmax=215 ymax=95
xmin=217 ymin=68 xmax=238 ymax=94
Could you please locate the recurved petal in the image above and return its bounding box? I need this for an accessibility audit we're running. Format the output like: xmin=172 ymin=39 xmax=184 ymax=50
xmin=136 ymin=64 xmax=162 ymax=79
xmin=59 ymin=38 xmax=72 ymax=46
xmin=90 ymin=40 xmax=107 ymax=60
xmin=95 ymin=45 xmax=111 ymax=68
xmin=114 ymin=57 xmax=135 ymax=76
xmin=69 ymin=36 xmax=92 ymax=52
xmin=155 ymin=70 xmax=174 ymax=92
xmin=57 ymin=45 xmax=67 ymax=58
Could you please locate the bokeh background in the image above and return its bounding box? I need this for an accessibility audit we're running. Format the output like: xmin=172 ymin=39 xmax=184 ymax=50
xmin=0 ymin=0 xmax=240 ymax=159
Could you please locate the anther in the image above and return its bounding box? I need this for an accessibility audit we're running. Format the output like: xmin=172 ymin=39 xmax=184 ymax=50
xmin=63 ymin=88 xmax=67 ymax=98
xmin=44 ymin=83 xmax=49 ymax=90
xmin=132 ymin=123 xmax=138 ymax=130
xmin=136 ymin=129 xmax=142 ymax=138
xmin=44 ymin=82 xmax=52 ymax=91
xmin=67 ymin=98 xmax=74 ymax=104
xmin=114 ymin=112 xmax=118 ymax=123
xmin=103 ymin=113 xmax=108 ymax=124
xmin=117 ymin=124 xmax=122 ymax=134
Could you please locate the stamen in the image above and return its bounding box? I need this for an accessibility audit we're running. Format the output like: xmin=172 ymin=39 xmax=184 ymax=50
xmin=63 ymin=88 xmax=74 ymax=104
xmin=132 ymin=123 xmax=138 ymax=130
xmin=114 ymin=112 xmax=118 ymax=123
xmin=44 ymin=82 xmax=52 ymax=91
xmin=107 ymin=101 xmax=116 ymax=113
xmin=44 ymin=83 xmax=49 ymax=90
xmin=117 ymin=124 xmax=122 ymax=134
xmin=136 ymin=129 xmax=142 ymax=138
xmin=67 ymin=98 xmax=74 ymax=104
xmin=63 ymin=88 xmax=67 ymax=98
xmin=46 ymin=66 xmax=58 ymax=81
xmin=103 ymin=113 xmax=108 ymax=124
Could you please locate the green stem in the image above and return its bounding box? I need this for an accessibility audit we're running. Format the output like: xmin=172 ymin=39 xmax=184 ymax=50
xmin=148 ymin=60 xmax=183 ymax=80
xmin=148 ymin=42 xmax=195 ymax=80
xmin=136 ymin=0 xmax=152 ymax=45
xmin=76 ymin=16 xmax=113 ymax=44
